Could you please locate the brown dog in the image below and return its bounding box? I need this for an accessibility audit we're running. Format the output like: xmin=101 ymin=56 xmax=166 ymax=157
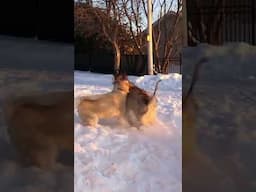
xmin=125 ymin=80 xmax=161 ymax=128
xmin=111 ymin=72 xmax=161 ymax=128
xmin=78 ymin=72 xmax=160 ymax=128
xmin=77 ymin=74 xmax=130 ymax=126
xmin=2 ymin=91 xmax=73 ymax=170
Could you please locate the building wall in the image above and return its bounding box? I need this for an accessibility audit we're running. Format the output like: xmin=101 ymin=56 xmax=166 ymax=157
xmin=152 ymin=11 xmax=184 ymax=58
xmin=140 ymin=11 xmax=184 ymax=69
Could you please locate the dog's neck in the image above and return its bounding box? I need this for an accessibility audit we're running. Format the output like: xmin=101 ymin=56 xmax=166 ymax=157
xmin=112 ymin=85 xmax=128 ymax=94
xmin=113 ymin=81 xmax=129 ymax=94
xmin=115 ymin=86 xmax=129 ymax=94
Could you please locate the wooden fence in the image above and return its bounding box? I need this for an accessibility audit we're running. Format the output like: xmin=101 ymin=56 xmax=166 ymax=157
xmin=75 ymin=52 xmax=182 ymax=75
xmin=187 ymin=0 xmax=256 ymax=45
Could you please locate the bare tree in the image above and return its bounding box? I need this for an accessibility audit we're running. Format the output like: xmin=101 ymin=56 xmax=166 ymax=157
xmin=156 ymin=0 xmax=182 ymax=73
xmin=87 ymin=0 xmax=128 ymax=74
xmin=75 ymin=3 xmax=99 ymax=39
xmin=75 ymin=1 xmax=132 ymax=74
xmin=75 ymin=0 xmax=183 ymax=74
xmin=121 ymin=0 xmax=146 ymax=55
xmin=122 ymin=0 xmax=183 ymax=74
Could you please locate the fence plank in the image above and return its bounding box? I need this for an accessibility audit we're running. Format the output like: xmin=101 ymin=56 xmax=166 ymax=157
xmin=187 ymin=0 xmax=256 ymax=45
xmin=75 ymin=52 xmax=182 ymax=75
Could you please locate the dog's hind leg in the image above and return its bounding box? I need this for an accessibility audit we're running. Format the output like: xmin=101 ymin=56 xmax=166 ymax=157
xmin=126 ymin=110 xmax=142 ymax=129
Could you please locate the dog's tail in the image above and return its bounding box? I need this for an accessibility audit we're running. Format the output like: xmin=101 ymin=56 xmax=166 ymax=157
xmin=152 ymin=79 xmax=162 ymax=97
xmin=146 ymin=79 xmax=162 ymax=104
xmin=183 ymin=57 xmax=208 ymax=105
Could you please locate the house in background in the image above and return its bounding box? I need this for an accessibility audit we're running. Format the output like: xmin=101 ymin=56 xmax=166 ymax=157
xmin=75 ymin=2 xmax=185 ymax=74
xmin=154 ymin=11 xmax=184 ymax=73
xmin=142 ymin=10 xmax=185 ymax=73
xmin=74 ymin=2 xmax=148 ymax=75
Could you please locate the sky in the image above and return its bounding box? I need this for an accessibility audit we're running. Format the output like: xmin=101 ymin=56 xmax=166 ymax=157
xmin=74 ymin=0 xmax=178 ymax=23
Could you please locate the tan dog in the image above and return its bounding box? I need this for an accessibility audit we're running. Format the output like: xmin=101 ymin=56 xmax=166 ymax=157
xmin=124 ymin=80 xmax=161 ymax=128
xmin=77 ymin=74 xmax=130 ymax=126
xmin=2 ymin=91 xmax=73 ymax=170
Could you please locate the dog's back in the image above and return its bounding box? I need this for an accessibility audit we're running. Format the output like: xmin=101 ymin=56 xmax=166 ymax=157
xmin=78 ymin=91 xmax=126 ymax=119
xmin=125 ymin=82 xmax=158 ymax=128
xmin=77 ymin=74 xmax=130 ymax=126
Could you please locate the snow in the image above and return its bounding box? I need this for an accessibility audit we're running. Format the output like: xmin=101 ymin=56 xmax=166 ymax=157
xmin=1 ymin=41 xmax=255 ymax=191
xmin=182 ymin=42 xmax=256 ymax=191
xmin=0 ymin=36 xmax=74 ymax=191
xmin=0 ymin=69 xmax=181 ymax=192
xmin=74 ymin=71 xmax=182 ymax=192
xmin=182 ymin=42 xmax=256 ymax=84
xmin=0 ymin=69 xmax=73 ymax=192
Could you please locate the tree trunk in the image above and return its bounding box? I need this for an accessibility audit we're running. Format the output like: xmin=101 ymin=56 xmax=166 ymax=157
xmin=162 ymin=60 xmax=170 ymax=74
xmin=113 ymin=41 xmax=121 ymax=74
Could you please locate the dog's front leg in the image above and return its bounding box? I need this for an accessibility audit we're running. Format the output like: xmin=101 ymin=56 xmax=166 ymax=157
xmin=79 ymin=112 xmax=98 ymax=127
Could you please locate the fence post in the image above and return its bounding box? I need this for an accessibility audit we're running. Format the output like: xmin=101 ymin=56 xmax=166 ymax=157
xmin=252 ymin=0 xmax=255 ymax=45
xmin=180 ymin=53 xmax=182 ymax=74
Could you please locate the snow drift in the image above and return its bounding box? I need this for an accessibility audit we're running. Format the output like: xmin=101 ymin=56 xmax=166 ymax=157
xmin=74 ymin=71 xmax=182 ymax=192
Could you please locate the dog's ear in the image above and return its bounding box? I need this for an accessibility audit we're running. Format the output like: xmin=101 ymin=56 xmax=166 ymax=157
xmin=114 ymin=72 xmax=121 ymax=81
xmin=114 ymin=69 xmax=119 ymax=76
xmin=113 ymin=73 xmax=118 ymax=80
xmin=121 ymin=73 xmax=128 ymax=80
xmin=113 ymin=71 xmax=128 ymax=81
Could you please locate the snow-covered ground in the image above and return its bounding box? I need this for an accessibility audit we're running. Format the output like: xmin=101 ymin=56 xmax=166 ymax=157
xmin=74 ymin=71 xmax=182 ymax=192
xmin=182 ymin=42 xmax=256 ymax=191
xmin=1 ymin=40 xmax=254 ymax=191
xmin=0 ymin=70 xmax=73 ymax=192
